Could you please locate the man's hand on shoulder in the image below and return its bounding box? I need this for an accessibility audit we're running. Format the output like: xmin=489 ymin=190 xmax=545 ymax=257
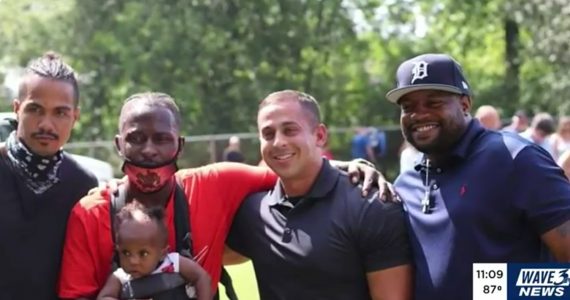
xmin=331 ymin=158 xmax=400 ymax=202
xmin=77 ymin=189 xmax=109 ymax=210
xmin=87 ymin=177 xmax=127 ymax=196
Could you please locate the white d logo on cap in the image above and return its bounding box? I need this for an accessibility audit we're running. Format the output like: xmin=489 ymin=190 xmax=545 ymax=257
xmin=411 ymin=61 xmax=429 ymax=83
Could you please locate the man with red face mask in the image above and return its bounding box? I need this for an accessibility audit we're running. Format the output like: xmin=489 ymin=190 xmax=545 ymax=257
xmin=58 ymin=92 xmax=385 ymax=300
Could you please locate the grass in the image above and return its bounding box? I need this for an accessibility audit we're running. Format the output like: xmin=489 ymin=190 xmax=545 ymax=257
xmin=218 ymin=261 xmax=260 ymax=300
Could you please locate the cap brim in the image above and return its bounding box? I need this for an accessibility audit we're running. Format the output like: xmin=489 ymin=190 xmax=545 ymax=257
xmin=386 ymin=84 xmax=464 ymax=103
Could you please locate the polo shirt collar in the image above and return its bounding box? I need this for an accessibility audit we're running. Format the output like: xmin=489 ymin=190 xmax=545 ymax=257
xmin=268 ymin=158 xmax=340 ymax=206
xmin=414 ymin=119 xmax=485 ymax=170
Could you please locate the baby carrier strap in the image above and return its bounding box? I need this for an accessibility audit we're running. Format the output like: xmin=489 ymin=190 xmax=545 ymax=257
xmin=120 ymin=273 xmax=187 ymax=299
xmin=109 ymin=182 xmax=238 ymax=300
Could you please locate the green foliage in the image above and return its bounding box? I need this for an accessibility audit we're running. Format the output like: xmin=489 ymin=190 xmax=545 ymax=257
xmin=1 ymin=0 xmax=570 ymax=144
xmin=55 ymin=0 xmax=392 ymax=141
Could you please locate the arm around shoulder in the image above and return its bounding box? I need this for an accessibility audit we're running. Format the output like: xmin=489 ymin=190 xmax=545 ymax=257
xmin=210 ymin=162 xmax=277 ymax=191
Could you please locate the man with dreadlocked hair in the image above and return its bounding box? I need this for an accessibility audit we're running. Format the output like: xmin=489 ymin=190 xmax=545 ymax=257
xmin=0 ymin=52 xmax=98 ymax=299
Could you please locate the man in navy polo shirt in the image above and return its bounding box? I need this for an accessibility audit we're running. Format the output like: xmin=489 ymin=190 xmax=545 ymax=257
xmin=226 ymin=90 xmax=413 ymax=300
xmin=387 ymin=53 xmax=570 ymax=300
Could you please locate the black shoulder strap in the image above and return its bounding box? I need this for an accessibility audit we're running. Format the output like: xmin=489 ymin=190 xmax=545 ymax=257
xmin=120 ymin=272 xmax=187 ymax=300
xmin=109 ymin=183 xmax=238 ymax=300
xmin=110 ymin=184 xmax=128 ymax=270
xmin=173 ymin=183 xmax=192 ymax=257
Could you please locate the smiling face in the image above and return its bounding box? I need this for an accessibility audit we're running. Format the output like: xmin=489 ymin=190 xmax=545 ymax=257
xmin=257 ymin=99 xmax=327 ymax=181
xmin=13 ymin=74 xmax=78 ymax=156
xmin=399 ymin=90 xmax=470 ymax=155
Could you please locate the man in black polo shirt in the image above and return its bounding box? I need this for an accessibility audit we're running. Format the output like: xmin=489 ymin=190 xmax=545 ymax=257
xmin=0 ymin=53 xmax=98 ymax=299
xmin=226 ymin=90 xmax=413 ymax=300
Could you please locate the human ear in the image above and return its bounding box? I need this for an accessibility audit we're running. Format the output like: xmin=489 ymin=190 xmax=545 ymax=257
xmin=315 ymin=124 xmax=328 ymax=147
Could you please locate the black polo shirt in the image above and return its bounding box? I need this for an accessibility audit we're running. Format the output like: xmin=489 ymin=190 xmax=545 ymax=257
xmin=227 ymin=159 xmax=411 ymax=300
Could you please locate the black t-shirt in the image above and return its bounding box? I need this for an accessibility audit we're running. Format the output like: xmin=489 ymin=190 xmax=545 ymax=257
xmin=227 ymin=161 xmax=411 ymax=300
xmin=0 ymin=151 xmax=98 ymax=300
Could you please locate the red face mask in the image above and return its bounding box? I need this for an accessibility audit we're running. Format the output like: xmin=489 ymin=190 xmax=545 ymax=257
xmin=122 ymin=160 xmax=178 ymax=193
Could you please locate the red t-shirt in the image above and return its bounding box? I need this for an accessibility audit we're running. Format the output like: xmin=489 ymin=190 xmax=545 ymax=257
xmin=58 ymin=162 xmax=276 ymax=299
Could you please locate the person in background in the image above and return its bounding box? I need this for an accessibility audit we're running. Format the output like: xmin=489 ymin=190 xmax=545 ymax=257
xmin=351 ymin=127 xmax=376 ymax=164
xmin=474 ymin=105 xmax=501 ymax=130
xmin=551 ymin=116 xmax=570 ymax=160
xmin=558 ymin=150 xmax=570 ymax=181
xmin=503 ymin=109 xmax=529 ymax=133
xmin=0 ymin=52 xmax=98 ymax=300
xmin=519 ymin=112 xmax=556 ymax=157
xmin=222 ymin=135 xmax=245 ymax=163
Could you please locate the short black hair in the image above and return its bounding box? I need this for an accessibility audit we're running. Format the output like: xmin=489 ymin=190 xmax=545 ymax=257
xmin=114 ymin=202 xmax=168 ymax=245
xmin=119 ymin=92 xmax=182 ymax=131
xmin=18 ymin=52 xmax=80 ymax=106
xmin=530 ymin=112 xmax=555 ymax=135
xmin=259 ymin=90 xmax=321 ymax=127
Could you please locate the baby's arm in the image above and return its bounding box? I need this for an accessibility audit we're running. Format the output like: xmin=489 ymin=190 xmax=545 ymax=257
xmin=179 ymin=256 xmax=213 ymax=300
xmin=96 ymin=274 xmax=122 ymax=300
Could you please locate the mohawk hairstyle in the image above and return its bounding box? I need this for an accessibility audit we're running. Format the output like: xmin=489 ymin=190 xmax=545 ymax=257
xmin=18 ymin=51 xmax=80 ymax=105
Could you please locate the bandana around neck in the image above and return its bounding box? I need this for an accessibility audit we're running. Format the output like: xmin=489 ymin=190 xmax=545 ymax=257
xmin=5 ymin=131 xmax=63 ymax=194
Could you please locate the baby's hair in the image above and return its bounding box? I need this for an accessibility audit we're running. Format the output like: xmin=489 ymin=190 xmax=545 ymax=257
xmin=114 ymin=202 xmax=169 ymax=245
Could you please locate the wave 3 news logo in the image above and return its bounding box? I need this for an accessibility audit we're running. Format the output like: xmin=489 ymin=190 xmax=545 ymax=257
xmin=509 ymin=263 xmax=570 ymax=299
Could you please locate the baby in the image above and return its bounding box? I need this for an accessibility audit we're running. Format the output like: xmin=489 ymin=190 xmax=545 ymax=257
xmin=97 ymin=202 xmax=212 ymax=300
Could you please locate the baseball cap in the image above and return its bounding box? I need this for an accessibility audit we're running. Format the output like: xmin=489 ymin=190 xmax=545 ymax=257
xmin=386 ymin=53 xmax=471 ymax=103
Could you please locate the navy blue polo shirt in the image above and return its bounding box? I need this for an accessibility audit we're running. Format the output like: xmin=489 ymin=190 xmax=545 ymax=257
xmin=228 ymin=159 xmax=411 ymax=300
xmin=395 ymin=120 xmax=570 ymax=300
